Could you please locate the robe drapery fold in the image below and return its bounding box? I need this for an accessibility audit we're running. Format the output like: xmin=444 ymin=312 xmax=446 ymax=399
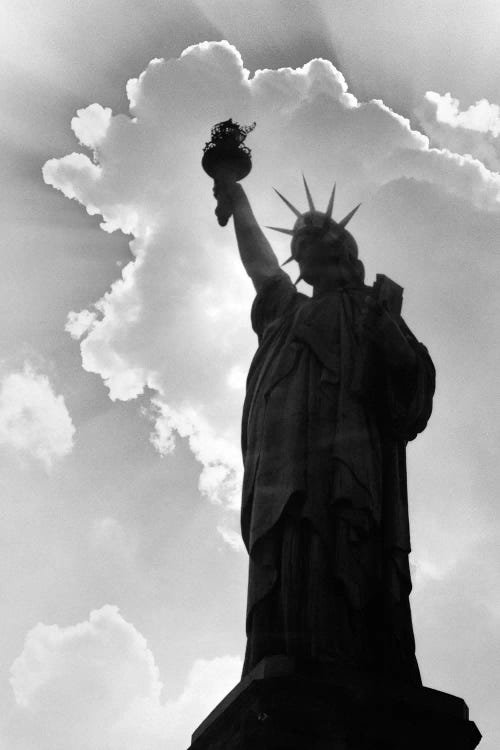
xmin=241 ymin=272 xmax=435 ymax=682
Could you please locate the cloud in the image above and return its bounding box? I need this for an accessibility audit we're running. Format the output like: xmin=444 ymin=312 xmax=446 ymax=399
xmin=416 ymin=91 xmax=500 ymax=172
xmin=42 ymin=40 xmax=500 ymax=527
xmin=217 ymin=524 xmax=246 ymax=552
xmin=0 ymin=363 xmax=75 ymax=469
xmin=149 ymin=399 xmax=241 ymax=508
xmin=10 ymin=606 xmax=241 ymax=750
xmin=140 ymin=655 xmax=243 ymax=748
xmin=71 ymin=103 xmax=113 ymax=150
xmin=10 ymin=606 xmax=159 ymax=712
xmin=66 ymin=309 xmax=98 ymax=340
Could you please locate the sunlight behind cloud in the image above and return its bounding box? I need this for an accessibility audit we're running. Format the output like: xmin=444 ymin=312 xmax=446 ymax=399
xmin=43 ymin=41 xmax=500 ymax=547
xmin=426 ymin=92 xmax=500 ymax=134
xmin=416 ymin=91 xmax=500 ymax=171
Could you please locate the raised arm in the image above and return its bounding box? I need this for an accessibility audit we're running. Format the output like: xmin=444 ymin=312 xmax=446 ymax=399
xmin=214 ymin=180 xmax=283 ymax=292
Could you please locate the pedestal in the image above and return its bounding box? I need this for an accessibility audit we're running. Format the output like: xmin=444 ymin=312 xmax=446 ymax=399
xmin=187 ymin=657 xmax=481 ymax=750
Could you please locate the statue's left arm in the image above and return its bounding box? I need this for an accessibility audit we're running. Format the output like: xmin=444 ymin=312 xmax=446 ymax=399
xmin=362 ymin=296 xmax=416 ymax=372
xmin=362 ymin=300 xmax=435 ymax=440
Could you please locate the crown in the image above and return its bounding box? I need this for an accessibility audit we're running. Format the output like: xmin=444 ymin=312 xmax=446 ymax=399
xmin=266 ymin=176 xmax=361 ymax=283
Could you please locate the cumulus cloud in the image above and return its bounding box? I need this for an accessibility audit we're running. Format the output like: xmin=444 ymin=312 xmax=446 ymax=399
xmin=11 ymin=606 xmax=159 ymax=712
xmin=42 ymin=40 xmax=500 ymax=531
xmin=0 ymin=363 xmax=75 ymax=469
xmin=149 ymin=399 xmax=241 ymax=508
xmin=66 ymin=309 xmax=98 ymax=340
xmin=71 ymin=103 xmax=113 ymax=150
xmin=10 ymin=606 xmax=241 ymax=750
xmin=416 ymin=91 xmax=500 ymax=171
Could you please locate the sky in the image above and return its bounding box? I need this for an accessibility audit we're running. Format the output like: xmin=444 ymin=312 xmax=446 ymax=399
xmin=1 ymin=0 xmax=499 ymax=747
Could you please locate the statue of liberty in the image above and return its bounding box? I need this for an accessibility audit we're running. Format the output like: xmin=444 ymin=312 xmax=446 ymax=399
xmin=203 ymin=121 xmax=435 ymax=686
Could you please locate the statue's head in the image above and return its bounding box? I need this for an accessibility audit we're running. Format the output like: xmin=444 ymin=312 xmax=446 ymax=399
xmin=267 ymin=178 xmax=364 ymax=288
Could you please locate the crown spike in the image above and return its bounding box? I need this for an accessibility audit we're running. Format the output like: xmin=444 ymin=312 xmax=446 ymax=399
xmin=338 ymin=203 xmax=361 ymax=228
xmin=324 ymin=183 xmax=336 ymax=225
xmin=273 ymin=188 xmax=302 ymax=218
xmin=281 ymin=255 xmax=295 ymax=266
xmin=265 ymin=225 xmax=295 ymax=236
xmin=302 ymin=174 xmax=315 ymax=212
xmin=294 ymin=273 xmax=305 ymax=286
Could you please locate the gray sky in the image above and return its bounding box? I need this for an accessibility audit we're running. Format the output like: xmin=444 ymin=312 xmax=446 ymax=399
xmin=1 ymin=1 xmax=498 ymax=748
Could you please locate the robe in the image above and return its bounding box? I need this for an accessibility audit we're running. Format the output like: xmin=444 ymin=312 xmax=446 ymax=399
xmin=240 ymin=272 xmax=435 ymax=683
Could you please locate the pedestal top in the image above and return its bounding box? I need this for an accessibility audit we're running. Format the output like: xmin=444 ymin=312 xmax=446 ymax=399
xmin=189 ymin=656 xmax=481 ymax=750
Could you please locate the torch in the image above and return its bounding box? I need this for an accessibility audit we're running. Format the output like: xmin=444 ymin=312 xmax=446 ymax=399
xmin=202 ymin=119 xmax=256 ymax=226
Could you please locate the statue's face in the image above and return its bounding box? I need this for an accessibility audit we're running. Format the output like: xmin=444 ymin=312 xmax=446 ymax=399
xmin=295 ymin=234 xmax=354 ymax=288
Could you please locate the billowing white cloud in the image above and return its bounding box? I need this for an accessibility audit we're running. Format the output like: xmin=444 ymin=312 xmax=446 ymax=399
xmin=42 ymin=40 xmax=500 ymax=537
xmin=66 ymin=309 xmax=98 ymax=340
xmin=10 ymin=606 xmax=241 ymax=750
xmin=149 ymin=399 xmax=241 ymax=508
xmin=11 ymin=605 xmax=159 ymax=712
xmin=71 ymin=103 xmax=113 ymax=150
xmin=416 ymin=91 xmax=500 ymax=171
xmin=0 ymin=363 xmax=75 ymax=469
